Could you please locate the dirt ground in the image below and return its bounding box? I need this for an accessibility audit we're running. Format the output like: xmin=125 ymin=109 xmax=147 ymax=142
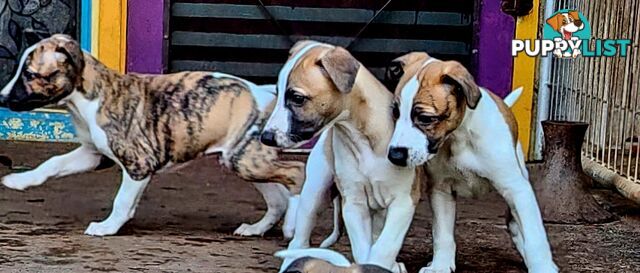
xmin=1 ymin=141 xmax=639 ymax=273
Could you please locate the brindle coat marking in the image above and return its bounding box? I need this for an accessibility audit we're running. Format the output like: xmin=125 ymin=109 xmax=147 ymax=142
xmin=67 ymin=39 xmax=303 ymax=188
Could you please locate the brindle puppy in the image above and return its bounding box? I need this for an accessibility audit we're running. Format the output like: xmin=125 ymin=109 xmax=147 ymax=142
xmin=0 ymin=34 xmax=308 ymax=237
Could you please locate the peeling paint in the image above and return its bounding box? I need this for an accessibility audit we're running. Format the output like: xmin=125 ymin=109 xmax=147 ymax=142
xmin=7 ymin=118 xmax=24 ymax=129
xmin=0 ymin=108 xmax=77 ymax=142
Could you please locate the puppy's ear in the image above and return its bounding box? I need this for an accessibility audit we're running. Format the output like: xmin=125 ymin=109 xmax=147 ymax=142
xmin=546 ymin=13 xmax=563 ymax=31
xmin=568 ymin=10 xmax=580 ymax=20
xmin=441 ymin=61 xmax=481 ymax=109
xmin=319 ymin=46 xmax=360 ymax=93
xmin=390 ymin=52 xmax=430 ymax=72
xmin=52 ymin=35 xmax=84 ymax=72
xmin=385 ymin=58 xmax=404 ymax=86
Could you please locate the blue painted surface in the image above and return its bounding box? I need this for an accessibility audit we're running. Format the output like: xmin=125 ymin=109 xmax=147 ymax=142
xmin=0 ymin=108 xmax=76 ymax=142
xmin=80 ymin=0 xmax=92 ymax=51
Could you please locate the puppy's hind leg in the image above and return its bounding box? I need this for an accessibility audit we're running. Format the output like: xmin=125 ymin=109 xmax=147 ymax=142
xmin=234 ymin=183 xmax=290 ymax=237
xmin=492 ymin=171 xmax=558 ymax=273
xmin=85 ymin=171 xmax=150 ymax=236
xmin=2 ymin=145 xmax=103 ymax=191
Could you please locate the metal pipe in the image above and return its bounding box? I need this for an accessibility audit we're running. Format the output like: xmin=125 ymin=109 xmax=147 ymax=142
xmin=532 ymin=0 xmax=557 ymax=160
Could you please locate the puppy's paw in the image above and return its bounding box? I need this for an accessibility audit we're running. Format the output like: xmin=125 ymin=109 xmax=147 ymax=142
xmin=282 ymin=196 xmax=299 ymax=239
xmin=2 ymin=172 xmax=43 ymax=191
xmin=84 ymin=221 xmax=120 ymax=236
xmin=419 ymin=261 xmax=456 ymax=273
xmin=572 ymin=49 xmax=582 ymax=58
xmin=233 ymin=223 xmax=266 ymax=237
xmin=282 ymin=222 xmax=295 ymax=239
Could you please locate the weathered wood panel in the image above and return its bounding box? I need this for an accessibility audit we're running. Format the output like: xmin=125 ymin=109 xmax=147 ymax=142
xmin=169 ymin=0 xmax=475 ymax=84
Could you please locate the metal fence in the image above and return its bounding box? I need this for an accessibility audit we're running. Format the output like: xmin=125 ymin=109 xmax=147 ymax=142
xmin=542 ymin=0 xmax=640 ymax=184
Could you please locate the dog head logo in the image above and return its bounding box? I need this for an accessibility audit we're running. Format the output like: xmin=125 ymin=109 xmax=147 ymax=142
xmin=0 ymin=34 xmax=85 ymax=111
xmin=543 ymin=9 xmax=591 ymax=58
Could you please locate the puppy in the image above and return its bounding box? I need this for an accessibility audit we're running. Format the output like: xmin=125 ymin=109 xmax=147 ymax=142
xmin=0 ymin=34 xmax=311 ymax=238
xmin=261 ymin=40 xmax=419 ymax=273
xmin=546 ymin=10 xmax=585 ymax=57
xmin=276 ymin=249 xmax=392 ymax=273
xmin=386 ymin=52 xmax=558 ymax=273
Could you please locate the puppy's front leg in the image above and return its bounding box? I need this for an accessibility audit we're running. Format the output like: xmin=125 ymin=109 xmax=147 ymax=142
xmin=85 ymin=170 xmax=150 ymax=236
xmin=420 ymin=187 xmax=457 ymax=273
xmin=2 ymin=145 xmax=102 ymax=190
xmin=368 ymin=198 xmax=415 ymax=273
xmin=279 ymin=134 xmax=334 ymax=272
xmin=342 ymin=194 xmax=373 ymax=263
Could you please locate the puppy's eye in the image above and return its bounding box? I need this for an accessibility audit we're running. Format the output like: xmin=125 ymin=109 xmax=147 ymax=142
xmin=391 ymin=102 xmax=400 ymax=120
xmin=285 ymin=89 xmax=307 ymax=107
xmin=24 ymin=70 xmax=37 ymax=81
xmin=415 ymin=114 xmax=439 ymax=126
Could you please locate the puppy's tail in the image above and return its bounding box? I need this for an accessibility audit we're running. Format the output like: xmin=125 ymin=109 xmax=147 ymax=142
xmin=504 ymin=87 xmax=524 ymax=108
xmin=275 ymin=248 xmax=351 ymax=267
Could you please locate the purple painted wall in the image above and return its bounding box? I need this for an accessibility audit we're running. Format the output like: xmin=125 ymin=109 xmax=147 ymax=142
xmin=126 ymin=0 xmax=165 ymax=74
xmin=474 ymin=0 xmax=515 ymax=97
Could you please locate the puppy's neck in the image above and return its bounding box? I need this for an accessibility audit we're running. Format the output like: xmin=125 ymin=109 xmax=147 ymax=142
xmin=76 ymin=53 xmax=140 ymax=101
xmin=334 ymin=68 xmax=394 ymax=155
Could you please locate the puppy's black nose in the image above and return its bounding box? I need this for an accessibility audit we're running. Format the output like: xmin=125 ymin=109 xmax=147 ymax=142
xmin=260 ymin=131 xmax=278 ymax=147
xmin=575 ymin=20 xmax=583 ymax=27
xmin=387 ymin=147 xmax=408 ymax=167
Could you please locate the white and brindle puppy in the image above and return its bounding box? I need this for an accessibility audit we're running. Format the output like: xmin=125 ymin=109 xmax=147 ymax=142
xmin=0 ymin=34 xmax=313 ymax=238
xmin=386 ymin=52 xmax=558 ymax=273
xmin=261 ymin=40 xmax=420 ymax=273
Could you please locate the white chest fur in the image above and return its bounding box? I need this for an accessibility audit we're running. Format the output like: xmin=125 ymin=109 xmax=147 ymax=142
xmin=331 ymin=123 xmax=415 ymax=210
xmin=66 ymin=92 xmax=114 ymax=158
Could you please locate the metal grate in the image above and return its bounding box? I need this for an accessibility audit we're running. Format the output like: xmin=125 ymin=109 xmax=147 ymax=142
xmin=544 ymin=0 xmax=640 ymax=183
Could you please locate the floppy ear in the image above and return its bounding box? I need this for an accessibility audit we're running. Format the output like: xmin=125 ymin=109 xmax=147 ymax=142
xmin=442 ymin=61 xmax=481 ymax=109
xmin=568 ymin=10 xmax=580 ymax=21
xmin=546 ymin=13 xmax=563 ymax=31
xmin=385 ymin=52 xmax=430 ymax=93
xmin=53 ymin=36 xmax=85 ymax=73
xmin=318 ymin=46 xmax=360 ymax=93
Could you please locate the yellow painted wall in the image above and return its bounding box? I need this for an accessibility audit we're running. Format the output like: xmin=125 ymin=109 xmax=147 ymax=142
xmin=93 ymin=0 xmax=127 ymax=72
xmin=511 ymin=0 xmax=540 ymax=159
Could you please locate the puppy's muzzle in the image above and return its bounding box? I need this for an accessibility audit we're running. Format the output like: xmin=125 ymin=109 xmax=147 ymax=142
xmin=260 ymin=131 xmax=279 ymax=147
xmin=574 ymin=20 xmax=583 ymax=27
xmin=387 ymin=146 xmax=408 ymax=167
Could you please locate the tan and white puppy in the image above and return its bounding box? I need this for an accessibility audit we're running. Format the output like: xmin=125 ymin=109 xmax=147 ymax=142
xmin=386 ymin=52 xmax=558 ymax=273
xmin=0 ymin=34 xmax=315 ymax=239
xmin=261 ymin=40 xmax=420 ymax=273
